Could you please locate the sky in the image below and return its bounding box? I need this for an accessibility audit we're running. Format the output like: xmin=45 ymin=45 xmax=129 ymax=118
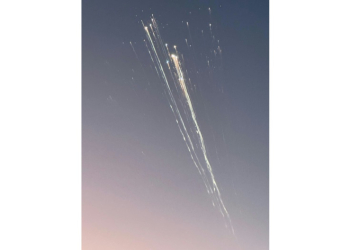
xmin=82 ymin=0 xmax=269 ymax=249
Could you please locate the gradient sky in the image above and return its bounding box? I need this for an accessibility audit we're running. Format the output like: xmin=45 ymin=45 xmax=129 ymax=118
xmin=83 ymin=0 xmax=268 ymax=249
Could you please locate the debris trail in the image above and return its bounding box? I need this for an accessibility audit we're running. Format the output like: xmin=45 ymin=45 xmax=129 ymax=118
xmin=130 ymin=41 xmax=150 ymax=85
xmin=186 ymin=22 xmax=194 ymax=46
xmin=142 ymin=17 xmax=236 ymax=236
xmin=144 ymin=23 xmax=213 ymax=194
xmin=130 ymin=41 xmax=140 ymax=61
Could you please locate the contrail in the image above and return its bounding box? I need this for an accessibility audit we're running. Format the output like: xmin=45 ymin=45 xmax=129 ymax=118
xmin=142 ymin=17 xmax=235 ymax=236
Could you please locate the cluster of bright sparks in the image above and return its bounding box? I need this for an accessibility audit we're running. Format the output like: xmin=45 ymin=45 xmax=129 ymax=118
xmin=141 ymin=16 xmax=234 ymax=236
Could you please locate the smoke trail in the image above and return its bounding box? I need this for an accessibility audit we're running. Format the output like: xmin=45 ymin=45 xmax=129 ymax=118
xmin=142 ymin=17 xmax=235 ymax=236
